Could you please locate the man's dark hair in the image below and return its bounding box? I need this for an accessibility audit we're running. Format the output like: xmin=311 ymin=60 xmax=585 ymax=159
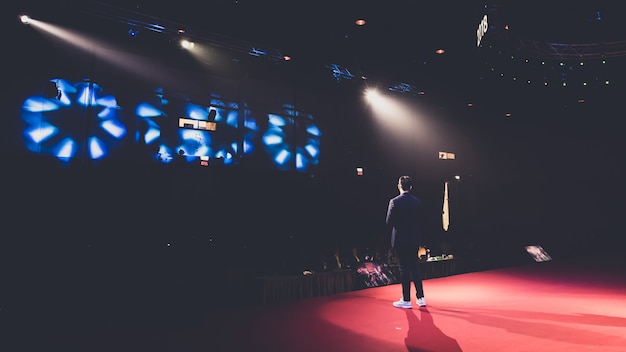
xmin=399 ymin=175 xmax=412 ymax=191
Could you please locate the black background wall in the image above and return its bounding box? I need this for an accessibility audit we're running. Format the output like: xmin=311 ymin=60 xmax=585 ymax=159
xmin=3 ymin=2 xmax=626 ymax=304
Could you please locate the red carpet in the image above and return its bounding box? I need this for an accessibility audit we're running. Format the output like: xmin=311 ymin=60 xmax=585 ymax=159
xmin=175 ymin=258 xmax=626 ymax=352
xmin=8 ymin=258 xmax=625 ymax=351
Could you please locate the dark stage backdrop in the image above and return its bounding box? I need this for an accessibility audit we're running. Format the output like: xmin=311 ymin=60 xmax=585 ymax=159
xmin=5 ymin=4 xmax=626 ymax=278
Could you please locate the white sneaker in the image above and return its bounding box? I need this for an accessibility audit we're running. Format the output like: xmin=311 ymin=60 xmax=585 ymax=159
xmin=417 ymin=297 xmax=426 ymax=307
xmin=393 ymin=299 xmax=412 ymax=309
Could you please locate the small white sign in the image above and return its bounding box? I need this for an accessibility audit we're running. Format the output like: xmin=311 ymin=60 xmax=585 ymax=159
xmin=438 ymin=152 xmax=455 ymax=160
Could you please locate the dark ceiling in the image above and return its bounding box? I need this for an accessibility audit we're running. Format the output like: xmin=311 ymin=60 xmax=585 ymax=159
xmin=11 ymin=0 xmax=626 ymax=121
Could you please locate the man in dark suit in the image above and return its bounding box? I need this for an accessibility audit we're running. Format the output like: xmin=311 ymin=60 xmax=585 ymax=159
xmin=386 ymin=175 xmax=426 ymax=308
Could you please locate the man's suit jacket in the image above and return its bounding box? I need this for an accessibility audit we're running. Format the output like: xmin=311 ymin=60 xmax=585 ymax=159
xmin=386 ymin=191 xmax=423 ymax=248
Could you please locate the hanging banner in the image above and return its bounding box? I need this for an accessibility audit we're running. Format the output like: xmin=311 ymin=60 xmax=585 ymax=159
xmin=442 ymin=181 xmax=450 ymax=231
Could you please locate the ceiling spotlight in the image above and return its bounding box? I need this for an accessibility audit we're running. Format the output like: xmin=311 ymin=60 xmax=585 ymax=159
xmin=355 ymin=19 xmax=366 ymax=26
xmin=388 ymin=82 xmax=423 ymax=96
xmin=20 ymin=15 xmax=31 ymax=24
xmin=128 ymin=27 xmax=139 ymax=37
xmin=327 ymin=64 xmax=354 ymax=82
xmin=435 ymin=49 xmax=445 ymax=54
xmin=180 ymin=39 xmax=195 ymax=49
xmin=250 ymin=47 xmax=266 ymax=57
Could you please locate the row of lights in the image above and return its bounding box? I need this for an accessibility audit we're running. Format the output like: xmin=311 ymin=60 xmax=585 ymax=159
xmin=485 ymin=54 xmax=613 ymax=88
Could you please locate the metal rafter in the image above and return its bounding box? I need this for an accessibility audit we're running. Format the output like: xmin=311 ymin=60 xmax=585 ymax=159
xmin=76 ymin=0 xmax=288 ymax=62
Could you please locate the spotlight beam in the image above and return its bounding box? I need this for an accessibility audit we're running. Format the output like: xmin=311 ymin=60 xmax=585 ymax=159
xmin=21 ymin=17 xmax=202 ymax=90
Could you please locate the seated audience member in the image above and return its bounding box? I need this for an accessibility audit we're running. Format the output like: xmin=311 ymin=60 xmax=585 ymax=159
xmin=343 ymin=246 xmax=362 ymax=269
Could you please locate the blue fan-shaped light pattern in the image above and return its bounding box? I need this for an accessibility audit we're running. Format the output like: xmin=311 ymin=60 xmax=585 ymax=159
xmin=263 ymin=114 xmax=290 ymax=170
xmin=136 ymin=91 xmax=239 ymax=165
xmin=263 ymin=111 xmax=321 ymax=172
xmin=20 ymin=80 xmax=320 ymax=170
xmin=296 ymin=115 xmax=321 ymax=171
xmin=134 ymin=89 xmax=173 ymax=163
xmin=243 ymin=106 xmax=321 ymax=172
xmin=178 ymin=103 xmax=214 ymax=160
xmin=21 ymin=78 xmax=126 ymax=163
xmin=243 ymin=113 xmax=261 ymax=156
xmin=184 ymin=103 xmax=237 ymax=165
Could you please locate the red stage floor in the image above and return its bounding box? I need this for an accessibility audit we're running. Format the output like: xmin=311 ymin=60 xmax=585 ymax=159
xmin=184 ymin=258 xmax=626 ymax=352
xmin=6 ymin=257 xmax=626 ymax=352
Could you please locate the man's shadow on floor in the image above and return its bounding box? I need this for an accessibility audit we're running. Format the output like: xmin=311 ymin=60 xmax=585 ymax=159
xmin=404 ymin=308 xmax=462 ymax=352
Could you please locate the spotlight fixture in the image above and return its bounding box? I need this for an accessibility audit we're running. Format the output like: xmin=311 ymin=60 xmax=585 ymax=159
xmin=388 ymin=82 xmax=423 ymax=96
xmin=128 ymin=26 xmax=139 ymax=37
xmin=250 ymin=47 xmax=267 ymax=57
xmin=326 ymin=64 xmax=354 ymax=82
xmin=180 ymin=39 xmax=195 ymax=49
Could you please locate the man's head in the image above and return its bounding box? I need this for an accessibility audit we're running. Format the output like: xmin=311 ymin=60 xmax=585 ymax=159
xmin=398 ymin=175 xmax=412 ymax=192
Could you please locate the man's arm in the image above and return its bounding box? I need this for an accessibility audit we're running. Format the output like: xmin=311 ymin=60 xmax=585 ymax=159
xmin=386 ymin=199 xmax=395 ymax=226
